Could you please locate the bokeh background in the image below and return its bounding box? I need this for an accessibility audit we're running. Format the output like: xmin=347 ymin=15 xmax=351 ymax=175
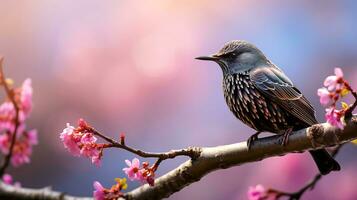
xmin=1 ymin=0 xmax=357 ymax=199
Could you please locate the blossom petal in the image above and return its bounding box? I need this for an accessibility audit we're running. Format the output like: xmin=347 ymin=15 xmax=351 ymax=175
xmin=2 ymin=174 xmax=13 ymax=184
xmin=125 ymin=159 xmax=131 ymax=167
xmin=317 ymin=88 xmax=331 ymax=105
xmin=324 ymin=75 xmax=337 ymax=90
xmin=334 ymin=67 xmax=343 ymax=78
xmin=132 ymin=158 xmax=140 ymax=168
xmin=93 ymin=181 xmax=105 ymax=200
xmin=93 ymin=181 xmax=104 ymax=191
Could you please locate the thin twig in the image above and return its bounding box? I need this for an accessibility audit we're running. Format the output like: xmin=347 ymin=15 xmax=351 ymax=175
xmin=90 ymin=127 xmax=200 ymax=171
xmin=0 ymin=58 xmax=21 ymax=176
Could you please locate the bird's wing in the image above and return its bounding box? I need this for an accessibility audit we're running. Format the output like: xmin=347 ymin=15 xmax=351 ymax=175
xmin=250 ymin=66 xmax=318 ymax=126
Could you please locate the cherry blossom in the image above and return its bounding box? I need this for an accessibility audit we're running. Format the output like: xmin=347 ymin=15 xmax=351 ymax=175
xmin=93 ymin=181 xmax=105 ymax=200
xmin=92 ymin=178 xmax=127 ymax=200
xmin=324 ymin=67 xmax=344 ymax=91
xmin=0 ymin=78 xmax=37 ymax=167
xmin=123 ymin=158 xmax=142 ymax=181
xmin=123 ymin=158 xmax=156 ymax=186
xmin=318 ymin=68 xmax=354 ymax=129
xmin=317 ymin=87 xmax=331 ymax=106
xmin=20 ymin=78 xmax=33 ymax=116
xmin=60 ymin=120 xmax=103 ymax=166
xmin=9 ymin=129 xmax=38 ymax=167
xmin=325 ymin=108 xmax=344 ymax=130
xmin=60 ymin=123 xmax=81 ymax=156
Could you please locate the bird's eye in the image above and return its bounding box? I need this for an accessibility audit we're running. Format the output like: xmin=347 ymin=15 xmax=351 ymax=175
xmin=231 ymin=53 xmax=236 ymax=56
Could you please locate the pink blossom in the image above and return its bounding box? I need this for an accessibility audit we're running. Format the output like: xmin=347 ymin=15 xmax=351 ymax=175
xmin=91 ymin=155 xmax=102 ymax=166
xmin=80 ymin=133 xmax=102 ymax=166
xmin=317 ymin=88 xmax=331 ymax=105
xmin=60 ymin=122 xmax=103 ymax=166
xmin=27 ymin=129 xmax=38 ymax=145
xmin=0 ymin=78 xmax=33 ymax=130
xmin=81 ymin=132 xmax=97 ymax=144
xmin=123 ymin=158 xmax=142 ymax=181
xmin=0 ymin=102 xmax=16 ymax=133
xmin=325 ymin=108 xmax=344 ymax=129
xmin=78 ymin=118 xmax=89 ymax=129
xmin=80 ymin=144 xmax=98 ymax=158
xmin=324 ymin=76 xmax=338 ymax=91
xmin=2 ymin=174 xmax=13 ymax=184
xmin=2 ymin=174 xmax=21 ymax=187
xmin=0 ymin=129 xmax=38 ymax=167
xmin=93 ymin=181 xmax=105 ymax=200
xmin=0 ymin=77 xmax=36 ymax=168
xmin=334 ymin=67 xmax=344 ymax=78
xmin=247 ymin=185 xmax=276 ymax=200
xmin=10 ymin=130 xmax=38 ymax=167
xmin=324 ymin=67 xmax=344 ymax=91
xmin=20 ymin=78 xmax=33 ymax=116
xmin=11 ymin=149 xmax=31 ymax=167
xmin=0 ymin=134 xmax=10 ymax=154
xmin=0 ymin=78 xmax=33 ymax=134
xmin=80 ymin=145 xmax=101 ymax=166
xmin=60 ymin=123 xmax=81 ymax=156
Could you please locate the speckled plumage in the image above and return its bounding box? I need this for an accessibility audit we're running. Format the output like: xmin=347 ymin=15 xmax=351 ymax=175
xmin=222 ymin=69 xmax=314 ymax=134
xmin=223 ymin=72 xmax=289 ymax=133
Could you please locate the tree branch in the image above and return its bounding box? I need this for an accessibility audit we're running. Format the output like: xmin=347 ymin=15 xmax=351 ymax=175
xmin=0 ymin=182 xmax=91 ymax=200
xmin=0 ymin=116 xmax=356 ymax=200
xmin=124 ymin=115 xmax=357 ymax=200
xmin=91 ymin=127 xmax=200 ymax=160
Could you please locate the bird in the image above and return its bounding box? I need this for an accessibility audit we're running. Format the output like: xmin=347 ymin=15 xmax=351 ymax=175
xmin=196 ymin=40 xmax=340 ymax=175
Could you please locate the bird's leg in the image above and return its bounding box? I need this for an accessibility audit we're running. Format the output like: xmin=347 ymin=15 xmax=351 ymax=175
xmin=247 ymin=131 xmax=262 ymax=150
xmin=281 ymin=128 xmax=293 ymax=146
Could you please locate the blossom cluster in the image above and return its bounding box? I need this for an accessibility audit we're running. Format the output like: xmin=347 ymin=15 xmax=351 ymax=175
xmin=93 ymin=158 xmax=155 ymax=200
xmin=123 ymin=158 xmax=155 ymax=186
xmin=91 ymin=158 xmax=156 ymax=200
xmin=60 ymin=119 xmax=158 ymax=200
xmin=93 ymin=178 xmax=128 ymax=200
xmin=60 ymin=119 xmax=104 ymax=166
xmin=317 ymin=68 xmax=353 ymax=129
xmin=0 ymin=79 xmax=37 ymax=167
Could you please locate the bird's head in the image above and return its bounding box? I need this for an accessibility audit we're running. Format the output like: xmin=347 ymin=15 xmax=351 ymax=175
xmin=196 ymin=40 xmax=269 ymax=74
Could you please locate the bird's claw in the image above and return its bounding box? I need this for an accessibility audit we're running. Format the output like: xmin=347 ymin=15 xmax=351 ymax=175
xmin=247 ymin=131 xmax=261 ymax=150
xmin=281 ymin=128 xmax=293 ymax=146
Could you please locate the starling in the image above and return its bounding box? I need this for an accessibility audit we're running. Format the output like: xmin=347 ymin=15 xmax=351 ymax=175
xmin=196 ymin=40 xmax=340 ymax=175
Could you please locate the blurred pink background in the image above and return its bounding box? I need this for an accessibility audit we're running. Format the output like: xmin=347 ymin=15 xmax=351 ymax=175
xmin=1 ymin=1 xmax=357 ymax=199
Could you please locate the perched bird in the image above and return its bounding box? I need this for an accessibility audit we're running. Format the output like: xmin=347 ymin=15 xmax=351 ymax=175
xmin=196 ymin=40 xmax=340 ymax=175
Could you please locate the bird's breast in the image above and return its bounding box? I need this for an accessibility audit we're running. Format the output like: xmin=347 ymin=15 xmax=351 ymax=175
xmin=222 ymin=73 xmax=290 ymax=133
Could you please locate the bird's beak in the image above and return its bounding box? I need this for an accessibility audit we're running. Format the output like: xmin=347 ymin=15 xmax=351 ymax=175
xmin=195 ymin=54 xmax=220 ymax=61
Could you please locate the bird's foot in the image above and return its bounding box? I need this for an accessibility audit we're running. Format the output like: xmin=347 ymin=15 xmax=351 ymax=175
xmin=247 ymin=131 xmax=262 ymax=150
xmin=281 ymin=128 xmax=293 ymax=146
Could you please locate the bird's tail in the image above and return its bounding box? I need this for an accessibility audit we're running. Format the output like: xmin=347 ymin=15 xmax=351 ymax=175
xmin=309 ymin=149 xmax=340 ymax=175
